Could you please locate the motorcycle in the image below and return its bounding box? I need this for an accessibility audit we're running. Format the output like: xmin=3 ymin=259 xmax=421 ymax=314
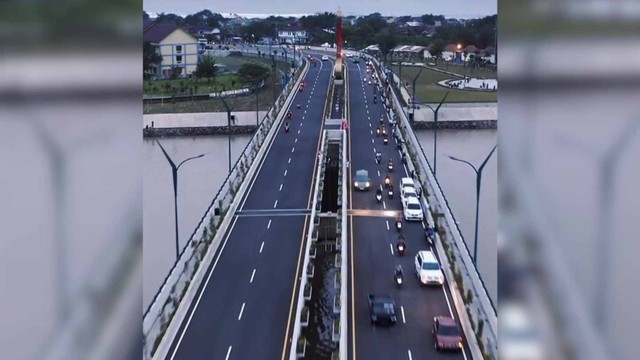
xmin=384 ymin=176 xmax=391 ymax=188
xmin=425 ymin=227 xmax=435 ymax=244
xmin=394 ymin=268 xmax=404 ymax=288
xmin=375 ymin=153 xmax=382 ymax=164
xmin=379 ymin=116 xmax=384 ymax=124
xmin=395 ymin=220 xmax=402 ymax=232
xmin=383 ymin=135 xmax=388 ymax=145
xmin=373 ymin=97 xmax=377 ymax=104
xmin=387 ymin=187 xmax=394 ymax=199
xmin=397 ymin=240 xmax=406 ymax=256
xmin=388 ymin=160 xmax=393 ymax=172
xmin=297 ymin=103 xmax=301 ymax=109
xmin=285 ymin=123 xmax=290 ymax=133
xmin=375 ymin=189 xmax=382 ymax=203
xmin=286 ymin=111 xmax=292 ymax=120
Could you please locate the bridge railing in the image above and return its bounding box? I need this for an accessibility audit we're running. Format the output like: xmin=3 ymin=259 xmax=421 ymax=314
xmin=364 ymin=54 xmax=498 ymax=359
xmin=142 ymin=58 xmax=308 ymax=360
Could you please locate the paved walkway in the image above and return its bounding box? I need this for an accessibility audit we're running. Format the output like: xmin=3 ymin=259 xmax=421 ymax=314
xmin=143 ymin=111 xmax=269 ymax=129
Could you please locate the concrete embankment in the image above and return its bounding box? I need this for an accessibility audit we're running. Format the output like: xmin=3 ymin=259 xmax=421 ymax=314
xmin=412 ymin=120 xmax=497 ymax=130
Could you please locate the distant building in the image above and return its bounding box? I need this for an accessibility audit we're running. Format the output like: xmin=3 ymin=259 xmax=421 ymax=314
xmin=277 ymin=28 xmax=308 ymax=44
xmin=144 ymin=22 xmax=199 ymax=78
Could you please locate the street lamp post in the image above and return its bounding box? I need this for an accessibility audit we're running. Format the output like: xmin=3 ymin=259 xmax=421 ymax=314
xmin=448 ymin=144 xmax=497 ymax=264
xmin=156 ymin=141 xmax=205 ymax=259
xmin=411 ymin=67 xmax=425 ymax=120
xmin=271 ymin=53 xmax=277 ymax=103
xmin=220 ymin=97 xmax=235 ymax=174
xmin=421 ymin=92 xmax=449 ymax=175
xmin=555 ymin=120 xmax=639 ymax=332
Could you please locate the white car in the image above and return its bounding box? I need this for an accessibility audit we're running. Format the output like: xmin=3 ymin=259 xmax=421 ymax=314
xmin=500 ymin=302 xmax=545 ymax=360
xmin=415 ymin=250 xmax=444 ymax=285
xmin=401 ymin=187 xmax=418 ymax=206
xmin=403 ymin=197 xmax=423 ymax=221
xmin=400 ymin=177 xmax=415 ymax=194
xmin=321 ymin=55 xmax=329 ymax=61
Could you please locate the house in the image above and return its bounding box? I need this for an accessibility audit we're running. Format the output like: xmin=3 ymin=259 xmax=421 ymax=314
xmin=144 ymin=22 xmax=199 ymax=78
xmin=480 ymin=46 xmax=496 ymax=64
xmin=277 ymin=27 xmax=308 ymax=44
xmin=405 ymin=21 xmax=422 ymax=27
xmin=434 ymin=20 xmax=442 ymax=27
xmin=442 ymin=43 xmax=464 ymax=62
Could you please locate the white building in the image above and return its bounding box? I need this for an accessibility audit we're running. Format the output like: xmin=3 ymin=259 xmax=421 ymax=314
xmin=277 ymin=28 xmax=308 ymax=44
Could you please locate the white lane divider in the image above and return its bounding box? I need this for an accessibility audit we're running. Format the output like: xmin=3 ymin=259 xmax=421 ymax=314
xmin=370 ymin=130 xmax=373 ymax=135
xmin=377 ymin=170 xmax=381 ymax=177
xmin=279 ymin=184 xmax=283 ymax=191
xmin=407 ymin=349 xmax=412 ymax=360
xmin=250 ymin=269 xmax=256 ymax=283
xmin=295 ymin=138 xmax=298 ymax=143
xmin=284 ymin=170 xmax=288 ymax=176
xmin=225 ymin=346 xmax=232 ymax=360
xmin=401 ymin=306 xmax=406 ymax=324
xmin=260 ymin=241 xmax=265 ymax=253
xmin=389 ymin=243 xmax=394 ymax=255
xmin=386 ymin=220 xmax=390 ymax=231
xmin=291 ymin=147 xmax=295 ymax=153
xmin=273 ymin=200 xmax=278 ymax=208
xmin=267 ymin=219 xmax=272 ymax=229
xmin=238 ymin=302 xmax=246 ymax=320
xmin=288 ymin=157 xmax=292 ymax=164
xmin=297 ymin=129 xmax=301 ymax=134
xmin=383 ymin=201 xmax=386 ymax=210
xmin=371 ymin=139 xmax=374 ymax=144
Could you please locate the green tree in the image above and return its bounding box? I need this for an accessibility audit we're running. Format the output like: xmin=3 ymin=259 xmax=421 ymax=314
xmin=238 ymin=62 xmax=270 ymax=87
xmin=194 ymin=55 xmax=217 ymax=81
xmin=430 ymin=40 xmax=445 ymax=64
xmin=376 ymin=28 xmax=397 ymax=65
xmin=143 ymin=42 xmax=162 ymax=78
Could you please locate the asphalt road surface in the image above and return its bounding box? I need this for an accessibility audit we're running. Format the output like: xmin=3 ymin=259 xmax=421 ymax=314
xmin=345 ymin=58 xmax=471 ymax=360
xmin=164 ymin=58 xmax=333 ymax=360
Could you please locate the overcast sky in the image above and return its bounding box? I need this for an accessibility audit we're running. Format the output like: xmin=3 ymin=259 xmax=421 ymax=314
xmin=143 ymin=0 xmax=496 ymax=19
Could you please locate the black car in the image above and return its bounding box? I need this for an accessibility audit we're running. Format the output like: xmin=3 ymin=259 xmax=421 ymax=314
xmin=353 ymin=57 xmax=360 ymax=63
xmin=368 ymin=294 xmax=397 ymax=326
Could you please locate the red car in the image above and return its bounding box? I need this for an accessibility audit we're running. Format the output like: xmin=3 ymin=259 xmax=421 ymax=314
xmin=432 ymin=316 xmax=463 ymax=352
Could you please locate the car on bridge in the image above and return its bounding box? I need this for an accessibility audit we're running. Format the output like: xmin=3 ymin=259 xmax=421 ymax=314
xmin=353 ymin=170 xmax=371 ymax=191
xmin=432 ymin=316 xmax=464 ymax=351
xmin=400 ymin=185 xmax=418 ymax=206
xmin=368 ymin=294 xmax=398 ymax=326
xmin=403 ymin=197 xmax=423 ymax=221
xmin=415 ymin=250 xmax=444 ymax=285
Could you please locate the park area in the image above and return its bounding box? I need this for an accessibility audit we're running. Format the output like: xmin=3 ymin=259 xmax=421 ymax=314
xmin=143 ymin=55 xmax=292 ymax=114
xmin=390 ymin=63 xmax=497 ymax=103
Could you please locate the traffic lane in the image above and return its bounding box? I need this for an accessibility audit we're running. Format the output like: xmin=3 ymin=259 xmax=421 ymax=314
xmin=231 ymin=216 xmax=306 ymax=360
xmin=352 ymin=216 xmax=468 ymax=360
xmin=168 ymin=215 xmax=291 ymax=359
xmin=240 ymin=62 xmax=331 ymax=210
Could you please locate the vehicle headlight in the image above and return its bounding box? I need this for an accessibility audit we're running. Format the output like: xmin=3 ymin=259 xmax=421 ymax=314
xmin=365 ymin=181 xmax=370 ymax=187
xmin=354 ymin=181 xmax=358 ymax=186
xmin=458 ymin=342 xmax=463 ymax=348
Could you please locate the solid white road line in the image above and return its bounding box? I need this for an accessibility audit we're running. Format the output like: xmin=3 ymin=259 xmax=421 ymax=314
xmin=273 ymin=200 xmax=278 ymax=208
xmin=389 ymin=243 xmax=394 ymax=255
xmin=442 ymin=286 xmax=455 ymax=318
xmin=267 ymin=219 xmax=272 ymax=229
xmin=238 ymin=303 xmax=245 ymax=320
xmin=250 ymin=269 xmax=256 ymax=283
xmin=225 ymin=346 xmax=232 ymax=360
xmin=260 ymin=241 xmax=265 ymax=253
xmin=401 ymin=306 xmax=406 ymax=324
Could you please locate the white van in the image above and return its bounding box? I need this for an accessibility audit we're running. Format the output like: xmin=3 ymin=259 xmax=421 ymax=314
xmin=414 ymin=250 xmax=444 ymax=285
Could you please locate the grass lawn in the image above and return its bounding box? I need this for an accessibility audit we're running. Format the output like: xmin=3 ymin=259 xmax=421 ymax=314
xmin=143 ymin=78 xmax=285 ymax=114
xmin=144 ymin=56 xmax=292 ymax=97
xmin=390 ymin=65 xmax=497 ymax=103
